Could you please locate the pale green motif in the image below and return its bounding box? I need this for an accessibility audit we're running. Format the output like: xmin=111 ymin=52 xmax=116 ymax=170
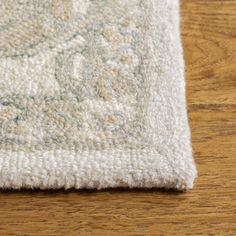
xmin=0 ymin=0 xmax=151 ymax=150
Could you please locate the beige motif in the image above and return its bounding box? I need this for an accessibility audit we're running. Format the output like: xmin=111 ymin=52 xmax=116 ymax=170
xmin=0 ymin=0 xmax=151 ymax=150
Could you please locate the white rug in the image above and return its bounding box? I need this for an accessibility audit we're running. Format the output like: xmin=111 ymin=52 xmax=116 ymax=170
xmin=0 ymin=0 xmax=197 ymax=190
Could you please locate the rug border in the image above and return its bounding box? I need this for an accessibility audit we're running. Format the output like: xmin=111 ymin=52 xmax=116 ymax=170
xmin=0 ymin=149 xmax=196 ymax=190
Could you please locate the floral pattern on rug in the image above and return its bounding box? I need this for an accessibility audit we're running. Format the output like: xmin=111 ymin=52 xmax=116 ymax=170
xmin=0 ymin=0 xmax=152 ymax=150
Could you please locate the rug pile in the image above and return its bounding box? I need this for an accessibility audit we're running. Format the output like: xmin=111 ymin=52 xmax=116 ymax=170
xmin=0 ymin=0 xmax=196 ymax=190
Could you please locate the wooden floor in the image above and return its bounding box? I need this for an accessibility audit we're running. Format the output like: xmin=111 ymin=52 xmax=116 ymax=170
xmin=0 ymin=1 xmax=235 ymax=235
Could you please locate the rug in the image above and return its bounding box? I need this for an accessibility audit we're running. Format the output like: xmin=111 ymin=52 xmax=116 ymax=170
xmin=0 ymin=0 xmax=197 ymax=190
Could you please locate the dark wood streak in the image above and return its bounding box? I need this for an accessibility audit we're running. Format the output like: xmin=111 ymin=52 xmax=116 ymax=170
xmin=0 ymin=1 xmax=235 ymax=235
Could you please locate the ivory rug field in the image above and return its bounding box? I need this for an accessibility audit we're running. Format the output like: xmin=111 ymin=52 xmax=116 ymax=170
xmin=0 ymin=0 xmax=196 ymax=190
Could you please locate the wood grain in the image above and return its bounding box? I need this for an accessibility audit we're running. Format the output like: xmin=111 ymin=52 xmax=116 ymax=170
xmin=0 ymin=1 xmax=235 ymax=235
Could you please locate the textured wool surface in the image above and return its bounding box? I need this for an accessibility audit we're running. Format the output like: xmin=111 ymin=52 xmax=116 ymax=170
xmin=0 ymin=0 xmax=196 ymax=190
